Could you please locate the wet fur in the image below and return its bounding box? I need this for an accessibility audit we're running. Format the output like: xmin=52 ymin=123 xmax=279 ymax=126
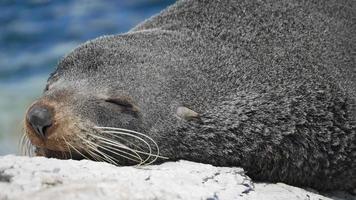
xmin=41 ymin=0 xmax=355 ymax=191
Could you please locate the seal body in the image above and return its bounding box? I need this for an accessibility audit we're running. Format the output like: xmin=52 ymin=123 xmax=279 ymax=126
xmin=24 ymin=0 xmax=356 ymax=191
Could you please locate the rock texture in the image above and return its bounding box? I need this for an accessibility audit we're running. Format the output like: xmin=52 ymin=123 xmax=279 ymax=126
xmin=0 ymin=155 xmax=352 ymax=200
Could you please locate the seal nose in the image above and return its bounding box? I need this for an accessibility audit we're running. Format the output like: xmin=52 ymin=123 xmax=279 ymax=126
xmin=27 ymin=106 xmax=53 ymax=139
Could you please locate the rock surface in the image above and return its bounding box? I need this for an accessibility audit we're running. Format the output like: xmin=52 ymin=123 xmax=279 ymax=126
xmin=0 ymin=155 xmax=352 ymax=200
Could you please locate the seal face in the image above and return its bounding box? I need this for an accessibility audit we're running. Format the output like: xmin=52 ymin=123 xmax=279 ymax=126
xmin=23 ymin=0 xmax=356 ymax=191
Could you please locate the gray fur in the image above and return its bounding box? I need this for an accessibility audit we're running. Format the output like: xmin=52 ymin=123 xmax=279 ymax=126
xmin=44 ymin=0 xmax=355 ymax=191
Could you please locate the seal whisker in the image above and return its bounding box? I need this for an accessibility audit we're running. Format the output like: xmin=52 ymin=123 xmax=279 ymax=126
xmin=84 ymin=141 xmax=117 ymax=164
xmin=25 ymin=139 xmax=30 ymax=156
xmin=58 ymin=144 xmax=67 ymax=159
xmin=86 ymin=148 xmax=110 ymax=163
xmin=75 ymin=134 xmax=118 ymax=164
xmin=21 ymin=117 xmax=35 ymax=157
xmin=23 ymin=135 xmax=34 ymax=156
xmin=91 ymin=132 xmax=141 ymax=151
xmin=93 ymin=140 xmax=144 ymax=165
xmin=94 ymin=134 xmax=168 ymax=160
xmin=79 ymin=132 xmax=139 ymax=166
xmin=86 ymin=145 xmax=118 ymax=165
xmin=77 ymin=134 xmax=143 ymax=165
xmin=19 ymin=135 xmax=24 ymax=155
xmin=98 ymin=142 xmax=144 ymax=166
xmin=105 ymin=129 xmax=165 ymax=164
xmin=84 ymin=133 xmax=146 ymax=165
xmin=83 ymin=148 xmax=101 ymax=161
xmin=95 ymin=130 xmax=168 ymax=165
xmin=95 ymin=127 xmax=154 ymax=155
xmin=19 ymin=119 xmax=27 ymax=156
xmin=61 ymin=136 xmax=73 ymax=159
xmin=99 ymin=133 xmax=144 ymax=151
xmin=65 ymin=140 xmax=92 ymax=161
xmin=22 ymin=135 xmax=28 ymax=156
xmin=93 ymin=130 xmax=154 ymax=164
xmin=91 ymin=141 xmax=143 ymax=165
xmin=19 ymin=133 xmax=26 ymax=155
xmin=24 ymin=137 xmax=28 ymax=156
xmin=20 ymin=124 xmax=34 ymax=157
xmin=78 ymin=135 xmax=123 ymax=165
xmin=95 ymin=126 xmax=165 ymax=165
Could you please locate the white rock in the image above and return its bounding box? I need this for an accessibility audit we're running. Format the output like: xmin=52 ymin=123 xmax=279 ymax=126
xmin=0 ymin=155 xmax=351 ymax=200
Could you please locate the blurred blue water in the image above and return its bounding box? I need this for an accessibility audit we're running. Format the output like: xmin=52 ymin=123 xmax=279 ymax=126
xmin=0 ymin=0 xmax=175 ymax=155
xmin=0 ymin=0 xmax=174 ymax=82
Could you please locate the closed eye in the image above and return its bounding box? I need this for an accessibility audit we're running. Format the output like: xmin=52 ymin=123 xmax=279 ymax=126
xmin=105 ymin=97 xmax=136 ymax=111
xmin=104 ymin=97 xmax=140 ymax=117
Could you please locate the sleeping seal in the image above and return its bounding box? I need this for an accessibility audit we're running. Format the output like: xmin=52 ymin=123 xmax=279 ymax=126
xmin=23 ymin=0 xmax=355 ymax=191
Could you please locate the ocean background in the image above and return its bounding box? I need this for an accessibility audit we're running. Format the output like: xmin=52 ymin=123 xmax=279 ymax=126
xmin=0 ymin=0 xmax=175 ymax=155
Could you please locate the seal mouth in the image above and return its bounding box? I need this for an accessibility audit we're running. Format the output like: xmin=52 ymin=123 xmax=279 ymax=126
xmin=34 ymin=147 xmax=89 ymax=160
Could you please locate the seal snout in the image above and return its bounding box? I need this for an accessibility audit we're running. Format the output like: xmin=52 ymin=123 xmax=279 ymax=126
xmin=27 ymin=105 xmax=53 ymax=139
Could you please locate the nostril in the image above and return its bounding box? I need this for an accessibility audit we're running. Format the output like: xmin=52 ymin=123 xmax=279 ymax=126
xmin=27 ymin=106 xmax=53 ymax=139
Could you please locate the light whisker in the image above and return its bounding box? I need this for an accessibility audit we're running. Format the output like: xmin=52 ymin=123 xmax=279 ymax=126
xmin=87 ymin=145 xmax=119 ymax=165
xmin=94 ymin=130 xmax=153 ymax=164
xmin=78 ymin=136 xmax=127 ymax=165
xmin=95 ymin=126 xmax=165 ymax=165
xmin=94 ymin=134 xmax=167 ymax=160
xmin=78 ymin=133 xmax=136 ymax=166
xmin=66 ymin=140 xmax=92 ymax=161
xmin=61 ymin=136 xmax=73 ymax=159
xmin=83 ymin=133 xmax=145 ymax=165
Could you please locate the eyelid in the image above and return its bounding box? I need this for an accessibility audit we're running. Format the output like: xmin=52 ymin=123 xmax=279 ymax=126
xmin=105 ymin=98 xmax=133 ymax=108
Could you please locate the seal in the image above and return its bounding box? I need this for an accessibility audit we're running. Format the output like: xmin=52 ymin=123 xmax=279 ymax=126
xmin=22 ymin=0 xmax=355 ymax=191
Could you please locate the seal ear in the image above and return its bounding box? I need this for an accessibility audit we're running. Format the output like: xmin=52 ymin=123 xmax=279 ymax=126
xmin=176 ymin=106 xmax=200 ymax=121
